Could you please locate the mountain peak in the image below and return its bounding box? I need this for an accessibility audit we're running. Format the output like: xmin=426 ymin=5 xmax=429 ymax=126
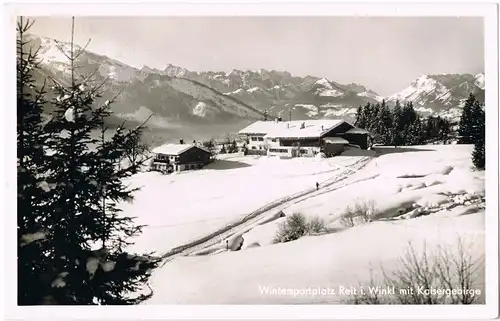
xmin=163 ymin=63 xmax=188 ymax=77
xmin=474 ymin=73 xmax=485 ymax=90
xmin=315 ymin=77 xmax=332 ymax=88
xmin=388 ymin=72 xmax=485 ymax=117
xmin=226 ymin=69 xmax=244 ymax=77
xmin=140 ymin=65 xmax=156 ymax=72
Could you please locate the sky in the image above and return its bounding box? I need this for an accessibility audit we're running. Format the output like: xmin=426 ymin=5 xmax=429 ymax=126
xmin=29 ymin=16 xmax=484 ymax=96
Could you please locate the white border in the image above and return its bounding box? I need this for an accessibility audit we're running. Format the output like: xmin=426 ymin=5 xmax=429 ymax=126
xmin=4 ymin=2 xmax=500 ymax=17
xmin=2 ymin=2 xmax=499 ymax=320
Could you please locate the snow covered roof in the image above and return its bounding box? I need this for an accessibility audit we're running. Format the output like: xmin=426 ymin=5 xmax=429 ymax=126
xmin=238 ymin=121 xmax=285 ymax=135
xmin=152 ymin=143 xmax=209 ymax=156
xmin=345 ymin=127 xmax=371 ymax=135
xmin=323 ymin=137 xmax=350 ymax=144
xmin=239 ymin=119 xmax=353 ymax=139
xmin=263 ymin=119 xmax=347 ymax=139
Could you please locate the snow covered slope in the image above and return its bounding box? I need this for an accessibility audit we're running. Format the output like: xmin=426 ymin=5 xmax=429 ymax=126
xmin=121 ymin=154 xmax=361 ymax=255
xmin=132 ymin=145 xmax=484 ymax=304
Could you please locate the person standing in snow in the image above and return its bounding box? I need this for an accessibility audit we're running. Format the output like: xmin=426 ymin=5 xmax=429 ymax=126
xmin=316 ymin=182 xmax=319 ymax=191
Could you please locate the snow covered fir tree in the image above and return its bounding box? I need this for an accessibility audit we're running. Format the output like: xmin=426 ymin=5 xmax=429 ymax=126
xmin=17 ymin=17 xmax=159 ymax=305
xmin=457 ymin=93 xmax=486 ymax=169
xmin=354 ymin=100 xmax=451 ymax=147
xmin=354 ymin=93 xmax=485 ymax=169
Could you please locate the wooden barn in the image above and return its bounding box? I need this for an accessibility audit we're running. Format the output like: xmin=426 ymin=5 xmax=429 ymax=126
xmin=150 ymin=141 xmax=213 ymax=173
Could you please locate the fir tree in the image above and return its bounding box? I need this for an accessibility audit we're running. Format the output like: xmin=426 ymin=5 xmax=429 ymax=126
xmin=400 ymin=102 xmax=416 ymax=144
xmin=471 ymin=101 xmax=485 ymax=169
xmin=391 ymin=100 xmax=404 ymax=147
xmin=458 ymin=93 xmax=478 ymax=144
xmin=373 ymin=100 xmax=393 ymax=145
xmin=17 ymin=17 xmax=57 ymax=305
xmin=227 ymin=139 xmax=238 ymax=153
xmin=408 ymin=116 xmax=425 ymax=145
xmin=20 ymin=17 xmax=159 ymax=305
xmin=354 ymin=105 xmax=365 ymax=128
xmin=424 ymin=116 xmax=437 ymax=142
xmin=363 ymin=103 xmax=374 ymax=131
xmin=438 ymin=117 xmax=451 ymax=144
xmin=203 ymin=138 xmax=217 ymax=155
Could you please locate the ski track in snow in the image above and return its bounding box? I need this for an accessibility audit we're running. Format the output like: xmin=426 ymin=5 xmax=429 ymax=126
xmin=159 ymin=155 xmax=374 ymax=265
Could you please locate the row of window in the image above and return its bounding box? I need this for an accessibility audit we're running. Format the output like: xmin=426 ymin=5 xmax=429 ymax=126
xmin=152 ymin=163 xmax=201 ymax=171
xmin=250 ymin=137 xmax=279 ymax=142
xmin=268 ymin=148 xmax=310 ymax=154
xmin=156 ymin=154 xmax=177 ymax=161
xmin=269 ymin=148 xmax=289 ymax=153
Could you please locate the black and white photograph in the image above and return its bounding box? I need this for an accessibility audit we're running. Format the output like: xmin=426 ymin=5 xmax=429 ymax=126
xmin=3 ymin=1 xmax=499 ymax=319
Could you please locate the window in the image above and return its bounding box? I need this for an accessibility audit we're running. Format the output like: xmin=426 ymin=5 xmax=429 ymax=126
xmin=258 ymin=137 xmax=264 ymax=141
xmin=300 ymin=149 xmax=308 ymax=154
xmin=252 ymin=146 xmax=256 ymax=150
xmin=251 ymin=137 xmax=257 ymax=141
xmin=271 ymin=138 xmax=277 ymax=142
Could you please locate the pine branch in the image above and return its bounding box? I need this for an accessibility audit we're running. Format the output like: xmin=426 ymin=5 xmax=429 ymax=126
xmin=73 ymin=38 xmax=92 ymax=60
xmin=54 ymin=41 xmax=73 ymax=62
xmin=79 ymin=64 xmax=103 ymax=84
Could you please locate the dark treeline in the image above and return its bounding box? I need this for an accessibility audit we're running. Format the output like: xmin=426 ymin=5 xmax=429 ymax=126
xmin=355 ymin=93 xmax=485 ymax=170
xmin=354 ymin=100 xmax=453 ymax=147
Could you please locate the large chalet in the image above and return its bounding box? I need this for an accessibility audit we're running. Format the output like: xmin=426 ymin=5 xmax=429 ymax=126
xmin=238 ymin=118 xmax=372 ymax=158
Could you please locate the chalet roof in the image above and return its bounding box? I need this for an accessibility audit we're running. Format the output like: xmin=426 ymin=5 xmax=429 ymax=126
xmin=239 ymin=119 xmax=348 ymax=138
xmin=263 ymin=119 xmax=347 ymax=139
xmin=238 ymin=120 xmax=284 ymax=135
xmin=345 ymin=127 xmax=371 ymax=135
xmin=323 ymin=137 xmax=350 ymax=144
xmin=151 ymin=143 xmax=210 ymax=156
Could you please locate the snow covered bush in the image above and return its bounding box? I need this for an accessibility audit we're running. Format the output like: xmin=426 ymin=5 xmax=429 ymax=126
xmin=274 ymin=213 xmax=308 ymax=243
xmin=274 ymin=213 xmax=327 ymax=243
xmin=350 ymin=238 xmax=484 ymax=304
xmin=340 ymin=199 xmax=377 ymax=227
xmin=306 ymin=216 xmax=327 ymax=235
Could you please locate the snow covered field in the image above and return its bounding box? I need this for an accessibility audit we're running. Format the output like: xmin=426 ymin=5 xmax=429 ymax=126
xmin=120 ymin=151 xmax=368 ymax=255
xmin=119 ymin=145 xmax=485 ymax=304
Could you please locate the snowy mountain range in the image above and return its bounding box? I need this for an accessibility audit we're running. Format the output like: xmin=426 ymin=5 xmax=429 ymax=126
xmin=27 ymin=34 xmax=484 ymax=128
xmin=388 ymin=73 xmax=485 ymax=121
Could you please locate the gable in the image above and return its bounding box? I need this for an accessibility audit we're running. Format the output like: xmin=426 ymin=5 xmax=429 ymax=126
xmin=179 ymin=146 xmax=212 ymax=157
xmin=321 ymin=121 xmax=354 ymax=137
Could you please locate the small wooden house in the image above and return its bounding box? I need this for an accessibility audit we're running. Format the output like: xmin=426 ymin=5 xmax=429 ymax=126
xmin=151 ymin=142 xmax=212 ymax=173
